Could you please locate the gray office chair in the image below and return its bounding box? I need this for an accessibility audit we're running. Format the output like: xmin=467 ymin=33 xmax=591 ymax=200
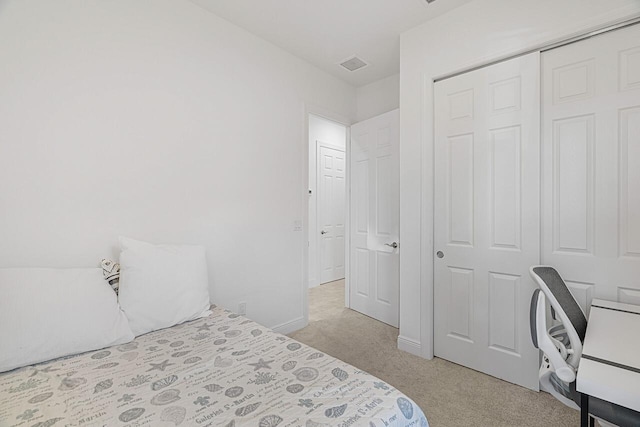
xmin=529 ymin=266 xmax=640 ymax=427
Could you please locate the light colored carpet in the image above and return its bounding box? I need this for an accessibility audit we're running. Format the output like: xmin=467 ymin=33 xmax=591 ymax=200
xmin=288 ymin=279 xmax=579 ymax=427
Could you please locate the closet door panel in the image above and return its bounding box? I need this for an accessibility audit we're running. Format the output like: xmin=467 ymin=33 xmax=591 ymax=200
xmin=434 ymin=52 xmax=540 ymax=391
xmin=542 ymin=23 xmax=640 ymax=305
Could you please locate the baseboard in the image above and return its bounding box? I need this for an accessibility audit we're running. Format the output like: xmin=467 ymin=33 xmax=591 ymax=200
xmin=397 ymin=335 xmax=422 ymax=356
xmin=272 ymin=316 xmax=307 ymax=335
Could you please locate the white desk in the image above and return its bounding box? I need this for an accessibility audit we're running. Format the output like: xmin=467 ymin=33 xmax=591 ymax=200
xmin=577 ymin=299 xmax=640 ymax=426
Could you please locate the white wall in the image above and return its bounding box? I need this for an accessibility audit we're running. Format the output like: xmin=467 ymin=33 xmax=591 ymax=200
xmin=398 ymin=0 xmax=640 ymax=357
xmin=0 ymin=0 xmax=356 ymax=333
xmin=356 ymin=73 xmax=399 ymax=122
xmin=308 ymin=115 xmax=347 ymax=288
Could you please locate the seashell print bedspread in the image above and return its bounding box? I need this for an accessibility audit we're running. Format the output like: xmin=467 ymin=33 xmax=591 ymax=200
xmin=0 ymin=305 xmax=428 ymax=427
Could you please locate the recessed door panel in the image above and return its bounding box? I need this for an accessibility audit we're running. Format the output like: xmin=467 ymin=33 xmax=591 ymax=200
xmin=490 ymin=126 xmax=521 ymax=250
xmin=553 ymin=115 xmax=594 ymax=254
xmin=620 ymin=107 xmax=640 ymax=257
xmin=448 ymin=134 xmax=474 ymax=246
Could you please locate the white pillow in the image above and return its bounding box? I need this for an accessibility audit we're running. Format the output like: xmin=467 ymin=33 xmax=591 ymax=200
xmin=0 ymin=268 xmax=134 ymax=373
xmin=118 ymin=237 xmax=211 ymax=336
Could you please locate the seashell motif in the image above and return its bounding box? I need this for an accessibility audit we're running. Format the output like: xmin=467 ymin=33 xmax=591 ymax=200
xmin=324 ymin=404 xmax=347 ymax=418
xmin=218 ymin=326 xmax=230 ymax=331
xmin=95 ymin=362 xmax=119 ymax=370
xmin=120 ymin=352 xmax=138 ymax=361
xmin=193 ymin=333 xmax=209 ymax=341
xmin=119 ymin=407 xmax=145 ymax=422
xmin=251 ymin=329 xmax=262 ymax=337
xmin=160 ymin=406 xmax=186 ymax=426
xmin=93 ymin=379 xmax=113 ymax=394
xmin=157 ymin=339 xmax=170 ymax=344
xmin=224 ymin=386 xmax=243 ymax=398
xmin=331 ymin=367 xmax=348 ymax=382
xmin=307 ymin=352 xmax=324 ymax=360
xmin=214 ymin=339 xmax=227 ymax=346
xmin=287 ymin=343 xmax=302 ymax=351
xmin=91 ymin=350 xmax=111 ymax=360
xmin=228 ymin=313 xmax=240 ymax=319
xmin=151 ymin=389 xmax=181 ymax=406
xmin=184 ymin=357 xmax=202 ymax=364
xmin=259 ymin=415 xmax=283 ymax=427
xmin=305 ymin=420 xmax=329 ymax=427
xmin=396 ymin=397 xmax=414 ymax=420
xmin=152 ymin=375 xmax=178 ymax=391
xmin=281 ymin=361 xmax=297 ymax=371
xmin=235 ymin=401 xmax=261 ymax=416
xmin=232 ymin=350 xmax=249 ymax=356
xmin=224 ymin=330 xmax=241 ymax=338
xmin=170 ymin=341 xmax=184 ymax=348
xmin=286 ymin=384 xmax=304 ymax=394
xmin=293 ymin=367 xmax=319 ymax=382
xmin=214 ymin=356 xmax=233 ymax=368
xmin=31 ymin=418 xmax=63 ymax=427
xmin=203 ymin=384 xmax=223 ymax=393
xmin=117 ymin=342 xmax=139 ymax=352
xmin=28 ymin=392 xmax=54 ymax=404
xmin=171 ymin=351 xmax=191 ymax=358
xmin=58 ymin=377 xmax=87 ymax=391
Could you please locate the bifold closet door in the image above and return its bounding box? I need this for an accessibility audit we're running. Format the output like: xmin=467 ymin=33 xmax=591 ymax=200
xmin=434 ymin=52 xmax=540 ymax=391
xmin=542 ymin=23 xmax=640 ymax=312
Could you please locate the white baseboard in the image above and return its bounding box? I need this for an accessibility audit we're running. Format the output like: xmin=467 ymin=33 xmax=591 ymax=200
xmin=272 ymin=316 xmax=307 ymax=335
xmin=397 ymin=335 xmax=422 ymax=356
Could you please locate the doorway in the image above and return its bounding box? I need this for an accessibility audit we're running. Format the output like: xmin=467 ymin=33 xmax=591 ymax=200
xmin=308 ymin=114 xmax=347 ymax=289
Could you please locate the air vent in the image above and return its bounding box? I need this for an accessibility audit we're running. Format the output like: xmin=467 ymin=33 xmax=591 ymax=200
xmin=339 ymin=56 xmax=368 ymax=72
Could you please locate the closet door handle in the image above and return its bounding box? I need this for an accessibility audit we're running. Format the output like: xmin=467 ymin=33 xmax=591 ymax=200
xmin=385 ymin=242 xmax=398 ymax=249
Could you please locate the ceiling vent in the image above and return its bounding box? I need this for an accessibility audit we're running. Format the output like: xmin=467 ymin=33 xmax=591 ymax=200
xmin=339 ymin=56 xmax=368 ymax=72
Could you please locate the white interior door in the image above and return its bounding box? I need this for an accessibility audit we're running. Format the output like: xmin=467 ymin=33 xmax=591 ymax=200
xmin=349 ymin=110 xmax=399 ymax=327
xmin=318 ymin=143 xmax=346 ymax=284
xmin=434 ymin=53 xmax=540 ymax=390
xmin=541 ymin=24 xmax=640 ymax=313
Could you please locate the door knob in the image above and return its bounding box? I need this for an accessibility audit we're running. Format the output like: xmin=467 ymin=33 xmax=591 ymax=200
xmin=436 ymin=251 xmax=444 ymax=258
xmin=385 ymin=242 xmax=398 ymax=249
xmin=320 ymin=230 xmax=328 ymax=235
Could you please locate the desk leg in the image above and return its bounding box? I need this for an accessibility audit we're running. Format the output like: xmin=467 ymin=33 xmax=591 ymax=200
xmin=581 ymin=393 xmax=589 ymax=427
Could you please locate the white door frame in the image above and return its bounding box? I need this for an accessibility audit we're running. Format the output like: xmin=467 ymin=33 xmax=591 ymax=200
xmin=302 ymin=105 xmax=351 ymax=328
xmin=315 ymin=140 xmax=346 ymax=286
xmin=420 ymin=15 xmax=640 ymax=359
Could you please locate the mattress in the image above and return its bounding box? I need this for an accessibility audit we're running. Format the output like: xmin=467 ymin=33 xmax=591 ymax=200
xmin=0 ymin=305 xmax=428 ymax=427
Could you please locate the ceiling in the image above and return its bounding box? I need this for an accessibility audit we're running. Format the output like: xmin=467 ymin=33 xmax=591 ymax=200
xmin=190 ymin=0 xmax=474 ymax=87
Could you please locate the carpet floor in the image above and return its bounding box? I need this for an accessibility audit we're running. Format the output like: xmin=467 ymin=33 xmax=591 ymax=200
xmin=288 ymin=279 xmax=579 ymax=427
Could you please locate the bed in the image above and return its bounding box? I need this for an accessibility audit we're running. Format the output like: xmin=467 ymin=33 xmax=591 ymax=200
xmin=0 ymin=305 xmax=428 ymax=427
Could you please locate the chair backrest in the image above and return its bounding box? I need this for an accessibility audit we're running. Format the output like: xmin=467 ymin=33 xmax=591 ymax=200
xmin=529 ymin=266 xmax=586 ymax=371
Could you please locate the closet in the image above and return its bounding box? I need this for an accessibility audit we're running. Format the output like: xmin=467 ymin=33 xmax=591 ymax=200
xmin=433 ymin=23 xmax=640 ymax=390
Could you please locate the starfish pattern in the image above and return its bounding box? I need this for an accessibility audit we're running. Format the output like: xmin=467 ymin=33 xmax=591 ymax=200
xmin=147 ymin=360 xmax=174 ymax=372
xmin=248 ymin=358 xmax=274 ymax=371
xmin=16 ymin=409 xmax=38 ymax=420
xmin=197 ymin=323 xmax=214 ymax=332
xmin=29 ymin=366 xmax=59 ymax=377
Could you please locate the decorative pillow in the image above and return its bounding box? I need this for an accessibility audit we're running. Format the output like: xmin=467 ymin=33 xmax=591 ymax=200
xmin=0 ymin=268 xmax=134 ymax=373
xmin=117 ymin=237 xmax=212 ymax=336
xmin=101 ymin=259 xmax=120 ymax=294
